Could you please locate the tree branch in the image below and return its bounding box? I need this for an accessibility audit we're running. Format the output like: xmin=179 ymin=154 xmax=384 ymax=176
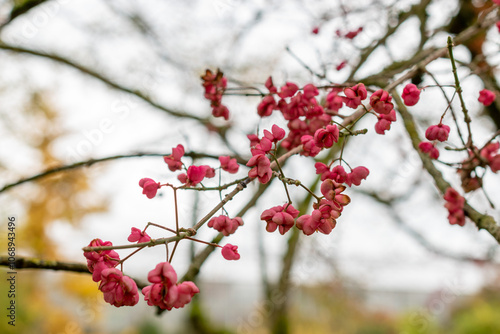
xmin=0 ymin=151 xmax=245 ymax=194
xmin=393 ymin=92 xmax=500 ymax=243
xmin=361 ymin=8 xmax=499 ymax=88
xmin=348 ymin=0 xmax=432 ymax=81
xmin=0 ymin=256 xmax=148 ymax=288
xmin=0 ymin=42 xmax=207 ymax=123
xmin=0 ymin=0 xmax=49 ymax=29
xmin=358 ymin=189 xmax=495 ymax=263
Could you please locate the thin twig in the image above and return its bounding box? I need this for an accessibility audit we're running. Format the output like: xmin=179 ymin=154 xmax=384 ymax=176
xmin=0 ymin=256 xmax=148 ymax=289
xmin=285 ymin=46 xmax=327 ymax=80
xmin=0 ymin=151 xmax=241 ymax=194
xmin=0 ymin=43 xmax=207 ymax=122
xmin=393 ymin=92 xmax=500 ymax=243
xmin=447 ymin=36 xmax=473 ymax=146
xmin=425 ymin=71 xmax=466 ymax=147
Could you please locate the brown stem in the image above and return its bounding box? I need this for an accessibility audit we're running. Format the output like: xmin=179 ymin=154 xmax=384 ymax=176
xmin=0 ymin=151 xmax=237 ymax=194
xmin=393 ymin=92 xmax=500 ymax=243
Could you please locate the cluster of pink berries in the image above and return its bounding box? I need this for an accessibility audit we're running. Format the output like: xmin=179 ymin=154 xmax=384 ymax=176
xmin=84 ymin=232 xmax=207 ymax=309
xmin=84 ymin=239 xmax=139 ymax=307
xmin=201 ymin=68 xmax=229 ymax=120
xmin=86 ymin=64 xmax=498 ymax=310
xmin=458 ymin=142 xmax=500 ymax=193
xmin=444 ymin=188 xmax=465 ymax=226
xmin=142 ymin=262 xmax=199 ymax=311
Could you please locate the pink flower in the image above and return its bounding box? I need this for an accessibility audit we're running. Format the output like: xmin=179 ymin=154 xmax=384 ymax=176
xmin=315 ymin=162 xmax=332 ymax=181
xmin=164 ymin=144 xmax=185 ymax=171
xmin=490 ymin=155 xmax=500 ymax=173
xmin=99 ymin=268 xmax=139 ymax=307
xmin=326 ymin=90 xmax=343 ymax=112
xmin=212 ymin=104 xmax=230 ymax=120
xmin=375 ymin=119 xmax=391 ymax=134
xmin=321 ymin=180 xmax=351 ymax=206
xmin=263 ymin=124 xmax=286 ymax=143
xmin=178 ymin=165 xmax=215 ymax=186
xmin=313 ymin=125 xmax=339 ymax=148
xmin=314 ymin=198 xmax=342 ymax=219
xmin=425 ymin=123 xmax=450 ymax=142
xmin=247 ymin=154 xmax=273 ymax=184
xmin=296 ymin=209 xmax=336 ymax=236
xmin=278 ymin=82 xmax=299 ymax=98
xmin=296 ymin=210 xmax=321 ymax=236
xmin=260 ymin=204 xmax=300 ymax=235
xmin=148 ymin=262 xmax=177 ymax=286
xmin=142 ymin=262 xmax=179 ymax=310
xmin=443 ymin=188 xmax=465 ymax=226
xmin=301 ymin=135 xmax=321 ymax=157
xmin=172 ymin=281 xmax=200 ymax=309
xmin=448 ymin=209 xmax=466 ymax=226
xmin=202 ymin=69 xmax=230 ymax=119
xmin=142 ymin=262 xmax=199 ymax=310
xmin=370 ymin=89 xmax=393 ymax=114
xmin=142 ymin=284 xmax=177 ymax=310
xmin=336 ymin=61 xmax=347 ymax=71
xmin=202 ymin=69 xmax=226 ymax=102
xmin=208 ymin=215 xmax=244 ymax=236
xmin=316 ymin=162 xmax=367 ymax=186
xmin=257 ymin=137 xmax=273 ymax=153
xmin=419 ymin=141 xmax=439 ymax=159
xmin=374 ymin=109 xmax=396 ymax=135
xmin=328 ymin=165 xmax=348 ymax=184
xmin=139 ymin=178 xmax=160 ymax=199
xmin=84 ymin=239 xmax=115 ymax=262
xmin=128 ymin=227 xmax=151 ymax=243
xmin=480 ymin=142 xmax=499 ymax=162
xmin=248 ymin=134 xmax=260 ymax=147
xmin=402 ymin=83 xmax=420 ymax=106
xmin=337 ymin=27 xmax=363 ymax=39
xmin=346 ymin=166 xmax=369 ymax=187
xmin=265 ymin=77 xmax=278 ymax=94
xmin=255 ymin=125 xmax=285 ymax=153
xmin=219 ymin=156 xmax=239 ymax=174
xmin=257 ymin=95 xmax=277 ymax=117
xmin=343 ymin=83 xmax=367 ymax=109
xmin=84 ymin=239 xmax=120 ymax=282
xmin=221 ymin=244 xmax=240 ymax=260
xmin=478 ymin=89 xmax=496 ymax=107
xmin=303 ymin=84 xmax=319 ymax=100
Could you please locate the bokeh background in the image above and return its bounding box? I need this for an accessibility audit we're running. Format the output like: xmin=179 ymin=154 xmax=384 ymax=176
xmin=1 ymin=0 xmax=500 ymax=333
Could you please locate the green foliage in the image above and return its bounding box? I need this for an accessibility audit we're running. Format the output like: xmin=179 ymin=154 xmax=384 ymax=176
xmin=444 ymin=286 xmax=500 ymax=334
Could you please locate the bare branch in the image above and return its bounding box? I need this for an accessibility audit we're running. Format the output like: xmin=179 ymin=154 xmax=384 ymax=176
xmin=0 ymin=256 xmax=148 ymax=288
xmin=358 ymin=189 xmax=494 ymax=263
xmin=0 ymin=0 xmax=49 ymax=29
xmin=393 ymin=92 xmax=500 ymax=243
xmin=362 ymin=8 xmax=499 ymax=88
xmin=0 ymin=151 xmax=242 ymax=194
xmin=0 ymin=42 xmax=207 ymax=123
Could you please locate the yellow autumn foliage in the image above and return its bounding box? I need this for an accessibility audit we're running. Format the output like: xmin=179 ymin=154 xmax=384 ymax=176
xmin=1 ymin=91 xmax=109 ymax=333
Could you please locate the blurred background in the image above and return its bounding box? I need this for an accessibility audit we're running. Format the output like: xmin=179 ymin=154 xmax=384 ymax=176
xmin=1 ymin=0 xmax=500 ymax=333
